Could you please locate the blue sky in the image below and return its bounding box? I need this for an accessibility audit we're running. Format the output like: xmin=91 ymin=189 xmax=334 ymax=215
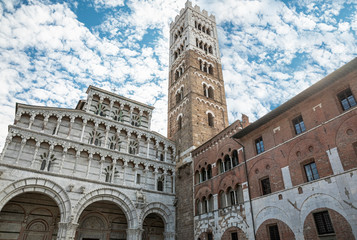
xmin=0 ymin=0 xmax=356 ymax=148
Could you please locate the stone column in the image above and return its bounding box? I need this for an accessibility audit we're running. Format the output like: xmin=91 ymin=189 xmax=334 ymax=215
xmin=99 ymin=156 xmax=105 ymax=181
xmin=163 ymin=232 xmax=175 ymax=240
xmin=122 ymin=161 xmax=127 ymax=185
xmin=28 ymin=115 xmax=35 ymax=129
xmin=148 ymin=112 xmax=152 ymax=130
xmin=42 ymin=115 xmax=49 ymax=133
xmin=164 ymin=147 xmax=167 ymax=162
xmin=59 ymin=147 xmax=67 ymax=174
xmin=55 ymin=117 xmax=62 ymax=135
xmin=73 ymin=151 xmax=79 ymax=174
xmin=85 ymin=94 xmax=93 ymax=113
xmin=154 ymin=170 xmax=158 ymax=191
xmin=29 ymin=141 xmax=40 ymax=167
xmin=146 ymin=139 xmax=150 ymax=158
xmin=0 ymin=136 xmax=12 ymax=161
xmin=104 ymin=125 xmax=110 ymax=148
xmin=111 ymin=159 xmax=117 ymax=183
xmin=108 ymin=100 xmax=114 ymax=119
xmin=86 ymin=153 xmax=93 ymax=178
xmin=45 ymin=144 xmax=54 ymax=171
xmin=163 ymin=173 xmax=167 ymax=192
xmin=67 ymin=117 xmax=75 ymax=139
xmin=126 ymin=228 xmax=143 ymax=240
xmin=80 ymin=119 xmax=87 ymax=142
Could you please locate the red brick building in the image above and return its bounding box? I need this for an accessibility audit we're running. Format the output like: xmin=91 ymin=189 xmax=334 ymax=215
xmin=193 ymin=58 xmax=357 ymax=240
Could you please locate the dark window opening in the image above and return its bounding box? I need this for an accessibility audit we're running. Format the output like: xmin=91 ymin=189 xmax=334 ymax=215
xmin=269 ymin=225 xmax=280 ymax=240
xmin=313 ymin=211 xmax=335 ymax=235
xmin=261 ymin=177 xmax=271 ymax=195
xmin=157 ymin=180 xmax=163 ymax=191
xmin=231 ymin=232 xmax=238 ymax=240
xmin=208 ymin=113 xmax=214 ymax=127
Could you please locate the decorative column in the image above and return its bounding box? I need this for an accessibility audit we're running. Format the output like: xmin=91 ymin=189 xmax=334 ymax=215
xmin=86 ymin=153 xmax=93 ymax=178
xmin=126 ymin=133 xmax=130 ymax=153
xmin=108 ymin=100 xmax=114 ymax=119
xmin=148 ymin=112 xmax=152 ymax=130
xmin=144 ymin=166 xmax=149 ymax=187
xmin=42 ymin=115 xmax=49 ymax=133
xmin=122 ymin=161 xmax=127 ymax=185
xmin=28 ymin=115 xmax=35 ymax=129
xmin=164 ymin=147 xmax=167 ymax=162
xmin=163 ymin=173 xmax=167 ymax=192
xmin=85 ymin=94 xmax=93 ymax=113
xmin=98 ymin=156 xmax=105 ymax=181
xmin=73 ymin=151 xmax=79 ymax=174
xmin=45 ymin=144 xmax=54 ymax=171
xmin=146 ymin=139 xmax=150 ymax=158
xmin=55 ymin=118 xmax=62 ymax=135
xmin=29 ymin=141 xmax=40 ymax=167
xmin=137 ymin=134 xmax=142 ymax=156
xmin=172 ymin=173 xmax=175 ymax=193
xmin=111 ymin=159 xmax=117 ymax=183
xmin=59 ymin=147 xmax=67 ymax=174
xmin=154 ymin=169 xmax=158 ymax=191
xmin=67 ymin=117 xmax=75 ymax=139
xmin=104 ymin=125 xmax=110 ymax=148
xmin=80 ymin=119 xmax=87 ymax=142
xmin=0 ymin=135 xmax=12 ymax=161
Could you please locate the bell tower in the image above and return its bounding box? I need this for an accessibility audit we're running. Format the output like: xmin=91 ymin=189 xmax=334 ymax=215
xmin=168 ymin=1 xmax=228 ymax=165
xmin=168 ymin=1 xmax=228 ymax=239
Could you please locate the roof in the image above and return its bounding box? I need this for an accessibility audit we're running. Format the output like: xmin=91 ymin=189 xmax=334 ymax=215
xmin=232 ymin=57 xmax=357 ymax=139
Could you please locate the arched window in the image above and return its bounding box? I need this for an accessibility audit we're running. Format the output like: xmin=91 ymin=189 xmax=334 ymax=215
xmin=178 ymin=115 xmax=182 ymax=130
xmin=131 ymin=115 xmax=141 ymax=127
xmin=203 ymin=84 xmax=208 ymax=97
xmin=236 ymin=185 xmax=244 ymax=204
xmin=207 ymin=28 xmax=210 ymax=35
xmin=208 ymin=86 xmax=214 ymax=99
xmin=208 ymin=113 xmax=214 ymax=127
xmin=203 ymin=62 xmax=207 ymax=72
xmin=160 ymin=153 xmax=164 ymax=161
xmin=94 ymin=103 xmax=107 ymax=117
xmin=208 ymin=194 xmax=214 ymax=212
xmin=88 ymin=131 xmax=102 ymax=146
xmin=204 ymin=44 xmax=208 ymax=54
xmin=224 ymin=155 xmax=231 ymax=171
xmin=208 ymin=46 xmax=213 ymax=54
xmin=201 ymin=168 xmax=206 ymax=182
xmin=195 ymin=170 xmax=200 ymax=184
xmin=196 ymin=199 xmax=201 ymax=215
xmin=199 ymin=59 xmax=203 ymax=70
xmin=174 ymin=52 xmax=178 ymax=59
xmin=202 ymin=26 xmax=206 ymax=32
xmin=232 ymin=150 xmax=239 ymax=167
xmin=157 ymin=177 xmax=164 ymax=191
xmin=198 ymin=23 xmax=201 ymax=30
xmin=175 ymin=70 xmax=179 ymax=80
xmin=195 ymin=21 xmax=197 ymax=28
xmin=207 ymin=164 xmax=212 ymax=179
xmin=202 ymin=197 xmax=208 ymax=213
xmin=196 ymin=38 xmax=199 ymax=47
xmin=128 ymin=141 xmax=138 ymax=155
xmin=217 ymin=159 xmax=224 ymax=173
xmin=208 ymin=65 xmax=213 ymax=75
xmin=219 ymin=190 xmax=226 ymax=208
xmin=228 ymin=187 xmax=236 ymax=206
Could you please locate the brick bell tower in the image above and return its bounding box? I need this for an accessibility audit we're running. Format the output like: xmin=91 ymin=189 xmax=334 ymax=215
xmin=167 ymin=1 xmax=228 ymax=239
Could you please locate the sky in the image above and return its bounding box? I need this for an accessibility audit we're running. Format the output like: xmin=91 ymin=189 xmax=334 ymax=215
xmin=0 ymin=0 xmax=356 ymax=148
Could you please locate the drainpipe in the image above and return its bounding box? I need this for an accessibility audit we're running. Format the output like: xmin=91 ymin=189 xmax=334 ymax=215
xmin=232 ymin=138 xmax=256 ymax=240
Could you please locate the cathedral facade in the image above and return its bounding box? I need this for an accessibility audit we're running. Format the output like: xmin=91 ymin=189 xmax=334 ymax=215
xmin=0 ymin=86 xmax=176 ymax=240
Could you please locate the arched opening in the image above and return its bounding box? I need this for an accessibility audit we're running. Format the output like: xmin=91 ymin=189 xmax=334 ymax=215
xmin=208 ymin=113 xmax=214 ymax=127
xmin=207 ymin=164 xmax=212 ymax=179
xmin=232 ymin=150 xmax=239 ymax=167
xmin=177 ymin=115 xmax=182 ymax=130
xmin=222 ymin=226 xmax=247 ymax=240
xmin=75 ymin=200 xmax=128 ymax=240
xmin=224 ymin=154 xmax=232 ymax=171
xmin=143 ymin=213 xmax=165 ymax=240
xmin=208 ymin=86 xmax=214 ymax=99
xmin=0 ymin=192 xmax=60 ymax=240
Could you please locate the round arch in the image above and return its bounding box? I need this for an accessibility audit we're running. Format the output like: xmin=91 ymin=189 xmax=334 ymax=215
xmin=255 ymin=206 xmax=293 ymax=232
xmin=73 ymin=188 xmax=138 ymax=229
xmin=140 ymin=202 xmax=173 ymax=232
xmin=0 ymin=178 xmax=71 ymax=222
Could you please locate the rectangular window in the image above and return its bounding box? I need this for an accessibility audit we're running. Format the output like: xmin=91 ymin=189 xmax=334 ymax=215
xmin=207 ymin=233 xmax=213 ymax=240
xmin=261 ymin=177 xmax=271 ymax=195
xmin=136 ymin=174 xmax=141 ymax=184
xmin=338 ymin=88 xmax=356 ymax=111
xmin=231 ymin=232 xmax=238 ymax=240
xmin=269 ymin=225 xmax=280 ymax=240
xmin=304 ymin=162 xmax=319 ymax=182
xmin=255 ymin=137 xmax=264 ymax=154
xmin=292 ymin=115 xmax=306 ymax=135
xmin=313 ymin=211 xmax=335 ymax=235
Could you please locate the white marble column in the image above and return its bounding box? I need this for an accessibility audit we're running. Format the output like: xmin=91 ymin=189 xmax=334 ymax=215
xmin=28 ymin=115 xmax=35 ymax=129
xmin=67 ymin=117 xmax=75 ymax=139
xmin=80 ymin=119 xmax=87 ymax=142
xmin=98 ymin=156 xmax=105 ymax=181
xmin=59 ymin=147 xmax=67 ymax=174
xmin=86 ymin=153 xmax=93 ymax=178
xmin=42 ymin=115 xmax=49 ymax=133
xmin=104 ymin=125 xmax=110 ymax=148
xmin=29 ymin=141 xmax=40 ymax=167
xmin=111 ymin=159 xmax=117 ymax=183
